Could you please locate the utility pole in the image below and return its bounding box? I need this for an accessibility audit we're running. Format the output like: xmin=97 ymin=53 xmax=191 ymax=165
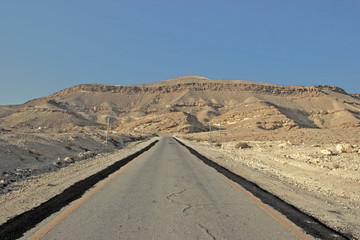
xmin=106 ymin=116 xmax=110 ymax=143
xmin=219 ymin=122 xmax=222 ymax=146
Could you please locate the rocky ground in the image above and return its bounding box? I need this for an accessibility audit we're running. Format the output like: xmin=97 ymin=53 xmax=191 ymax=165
xmin=179 ymin=128 xmax=360 ymax=239
xmin=0 ymin=127 xmax=154 ymax=193
xmin=0 ymin=137 xmax=158 ymax=226
xmin=0 ymin=127 xmax=359 ymax=239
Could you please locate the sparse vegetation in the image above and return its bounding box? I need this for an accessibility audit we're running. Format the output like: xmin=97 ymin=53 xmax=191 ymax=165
xmin=235 ymin=142 xmax=250 ymax=149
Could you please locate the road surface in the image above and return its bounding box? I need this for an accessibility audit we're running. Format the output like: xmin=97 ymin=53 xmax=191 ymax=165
xmin=25 ymin=137 xmax=309 ymax=239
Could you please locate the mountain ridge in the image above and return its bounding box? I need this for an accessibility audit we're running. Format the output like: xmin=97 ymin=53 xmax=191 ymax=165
xmin=0 ymin=76 xmax=359 ymax=132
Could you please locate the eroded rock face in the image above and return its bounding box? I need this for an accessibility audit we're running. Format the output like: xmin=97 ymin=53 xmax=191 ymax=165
xmin=0 ymin=76 xmax=359 ymax=134
xmin=40 ymin=81 xmax=332 ymax=99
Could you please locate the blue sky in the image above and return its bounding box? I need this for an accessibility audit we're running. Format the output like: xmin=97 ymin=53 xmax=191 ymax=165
xmin=1 ymin=0 xmax=359 ymax=105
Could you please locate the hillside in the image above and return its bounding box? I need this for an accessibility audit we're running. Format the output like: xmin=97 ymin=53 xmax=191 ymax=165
xmin=1 ymin=76 xmax=359 ymax=133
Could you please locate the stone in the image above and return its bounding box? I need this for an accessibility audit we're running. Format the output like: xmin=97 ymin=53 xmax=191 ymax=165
xmin=320 ymin=149 xmax=333 ymax=156
xmin=63 ymin=157 xmax=75 ymax=163
xmin=52 ymin=161 xmax=61 ymax=167
xmin=336 ymin=144 xmax=353 ymax=153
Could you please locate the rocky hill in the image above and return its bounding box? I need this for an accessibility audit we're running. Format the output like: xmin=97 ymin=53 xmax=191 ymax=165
xmin=1 ymin=76 xmax=359 ymax=133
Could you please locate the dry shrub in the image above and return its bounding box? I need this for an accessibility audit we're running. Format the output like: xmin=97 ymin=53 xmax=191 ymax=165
xmin=332 ymin=163 xmax=340 ymax=169
xmin=235 ymin=142 xmax=250 ymax=149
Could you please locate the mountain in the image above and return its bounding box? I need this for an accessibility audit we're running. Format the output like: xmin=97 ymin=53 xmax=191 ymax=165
xmin=1 ymin=76 xmax=359 ymax=133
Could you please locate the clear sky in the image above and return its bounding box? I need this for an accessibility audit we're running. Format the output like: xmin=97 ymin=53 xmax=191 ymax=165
xmin=1 ymin=0 xmax=359 ymax=105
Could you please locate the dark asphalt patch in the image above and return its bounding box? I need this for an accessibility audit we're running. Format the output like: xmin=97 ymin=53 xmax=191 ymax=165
xmin=0 ymin=140 xmax=158 ymax=240
xmin=175 ymin=138 xmax=352 ymax=240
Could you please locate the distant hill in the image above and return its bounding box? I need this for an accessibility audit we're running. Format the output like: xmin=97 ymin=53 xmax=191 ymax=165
xmin=1 ymin=76 xmax=359 ymax=133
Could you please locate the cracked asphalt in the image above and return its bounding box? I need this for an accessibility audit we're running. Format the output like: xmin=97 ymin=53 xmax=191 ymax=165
xmin=22 ymin=137 xmax=307 ymax=239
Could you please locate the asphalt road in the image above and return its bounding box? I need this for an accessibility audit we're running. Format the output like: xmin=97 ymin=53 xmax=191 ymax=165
xmin=26 ymin=137 xmax=308 ymax=239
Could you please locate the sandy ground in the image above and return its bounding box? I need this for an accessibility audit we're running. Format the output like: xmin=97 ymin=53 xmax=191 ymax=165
xmin=179 ymin=129 xmax=360 ymax=239
xmin=0 ymin=137 xmax=158 ymax=226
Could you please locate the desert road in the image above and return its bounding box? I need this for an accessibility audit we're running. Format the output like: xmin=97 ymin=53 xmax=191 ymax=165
xmin=24 ymin=137 xmax=310 ymax=240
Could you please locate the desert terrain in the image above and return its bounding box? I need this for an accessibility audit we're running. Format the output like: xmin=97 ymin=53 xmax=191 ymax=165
xmin=179 ymin=128 xmax=359 ymax=239
xmin=0 ymin=76 xmax=359 ymax=238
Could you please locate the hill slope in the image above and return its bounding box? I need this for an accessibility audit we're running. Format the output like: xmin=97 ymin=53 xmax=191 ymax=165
xmin=1 ymin=76 xmax=359 ymax=133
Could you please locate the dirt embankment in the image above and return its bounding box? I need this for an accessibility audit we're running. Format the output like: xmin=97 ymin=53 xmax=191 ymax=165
xmin=0 ymin=129 xmax=154 ymax=194
xmin=0 ymin=137 xmax=158 ymax=226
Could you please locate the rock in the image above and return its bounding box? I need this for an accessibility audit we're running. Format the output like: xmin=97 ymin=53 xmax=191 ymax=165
xmin=278 ymin=141 xmax=292 ymax=148
xmin=52 ymin=161 xmax=61 ymax=167
xmin=76 ymin=152 xmax=85 ymax=161
xmin=63 ymin=157 xmax=75 ymax=163
xmin=336 ymin=144 xmax=353 ymax=153
xmin=0 ymin=179 xmax=7 ymax=188
xmin=320 ymin=149 xmax=333 ymax=156
xmin=84 ymin=151 xmax=96 ymax=159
